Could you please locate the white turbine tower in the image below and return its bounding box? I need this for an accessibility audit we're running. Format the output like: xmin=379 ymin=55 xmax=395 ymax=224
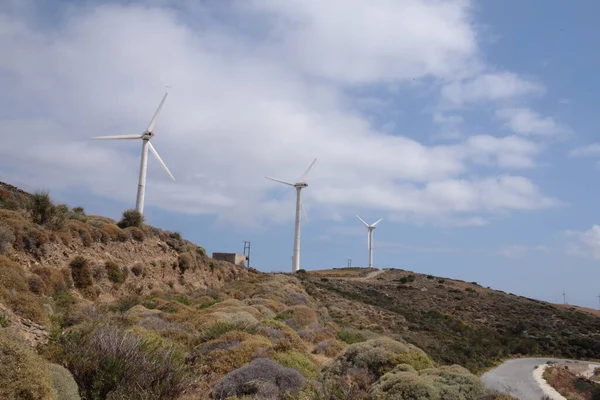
xmin=266 ymin=158 xmax=317 ymax=273
xmin=357 ymin=216 xmax=383 ymax=269
xmin=91 ymin=92 xmax=175 ymax=215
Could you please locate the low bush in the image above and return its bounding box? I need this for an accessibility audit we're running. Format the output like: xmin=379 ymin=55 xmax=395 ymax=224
xmin=336 ymin=328 xmax=378 ymax=344
xmin=105 ymin=260 xmax=125 ymax=284
xmin=212 ymin=358 xmax=306 ymax=400
xmin=0 ymin=256 xmax=49 ymax=326
xmin=48 ymin=363 xmax=80 ymax=400
xmin=272 ymin=351 xmax=318 ymax=379
xmin=131 ymin=263 xmax=144 ymax=277
xmin=50 ymin=324 xmax=187 ymax=399
xmin=117 ymin=209 xmax=144 ymax=229
xmin=323 ymin=337 xmax=434 ymax=384
xmin=28 ymin=190 xmax=54 ymax=225
xmin=276 ymin=305 xmax=318 ymax=330
xmin=125 ymin=226 xmax=146 ymax=242
xmin=178 ymin=252 xmax=195 ymax=274
xmin=189 ymin=331 xmax=273 ymax=375
xmin=313 ymin=339 xmax=347 ymax=357
xmin=0 ymin=332 xmax=57 ymax=399
xmin=98 ymin=224 xmax=129 ymax=242
xmin=0 ymin=226 xmax=15 ymax=255
xmin=70 ymin=256 xmax=94 ymax=289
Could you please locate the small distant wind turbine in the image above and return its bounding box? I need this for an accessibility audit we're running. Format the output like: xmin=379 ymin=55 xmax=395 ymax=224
xmin=91 ymin=92 xmax=175 ymax=215
xmin=357 ymin=216 xmax=383 ymax=269
xmin=266 ymin=158 xmax=317 ymax=273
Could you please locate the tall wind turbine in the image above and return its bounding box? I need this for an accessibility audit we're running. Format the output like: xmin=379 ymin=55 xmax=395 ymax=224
xmin=91 ymin=92 xmax=175 ymax=215
xmin=357 ymin=216 xmax=383 ymax=269
xmin=266 ymin=158 xmax=317 ymax=273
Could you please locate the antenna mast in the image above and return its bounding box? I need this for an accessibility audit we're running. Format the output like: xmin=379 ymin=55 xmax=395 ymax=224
xmin=243 ymin=241 xmax=251 ymax=268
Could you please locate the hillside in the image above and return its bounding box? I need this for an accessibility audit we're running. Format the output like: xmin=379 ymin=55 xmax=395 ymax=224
xmin=0 ymin=182 xmax=598 ymax=399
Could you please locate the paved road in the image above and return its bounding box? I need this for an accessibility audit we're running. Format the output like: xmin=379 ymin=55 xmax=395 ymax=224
xmin=481 ymin=358 xmax=600 ymax=400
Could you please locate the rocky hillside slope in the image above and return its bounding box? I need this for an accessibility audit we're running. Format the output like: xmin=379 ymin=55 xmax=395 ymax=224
xmin=1 ymin=181 xmax=593 ymax=400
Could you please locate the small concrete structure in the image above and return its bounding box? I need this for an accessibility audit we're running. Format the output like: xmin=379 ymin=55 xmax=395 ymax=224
xmin=212 ymin=252 xmax=248 ymax=267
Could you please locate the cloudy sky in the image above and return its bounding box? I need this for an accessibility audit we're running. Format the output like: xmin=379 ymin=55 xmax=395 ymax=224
xmin=2 ymin=0 xmax=600 ymax=308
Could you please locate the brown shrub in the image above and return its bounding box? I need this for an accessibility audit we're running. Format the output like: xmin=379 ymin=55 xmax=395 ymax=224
xmin=50 ymin=323 xmax=188 ymax=399
xmin=178 ymin=252 xmax=195 ymax=274
xmin=131 ymin=263 xmax=144 ymax=277
xmin=313 ymin=339 xmax=347 ymax=357
xmin=125 ymin=226 xmax=146 ymax=242
xmin=64 ymin=220 xmax=96 ymax=247
xmin=0 ymin=226 xmax=15 ymax=255
xmin=276 ymin=305 xmax=319 ymax=331
xmin=98 ymin=224 xmax=128 ymax=242
xmin=28 ymin=275 xmax=48 ymax=295
xmin=32 ymin=266 xmax=71 ymax=294
xmin=70 ymin=256 xmax=94 ymax=289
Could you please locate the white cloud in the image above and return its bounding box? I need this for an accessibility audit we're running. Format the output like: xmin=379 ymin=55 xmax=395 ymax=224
xmin=441 ymin=72 xmax=544 ymax=106
xmin=499 ymin=244 xmax=550 ymax=259
xmin=0 ymin=2 xmax=559 ymax=227
xmin=566 ymin=225 xmax=600 ymax=260
xmin=496 ymin=107 xmax=570 ymax=137
xmin=247 ymin=0 xmax=479 ymax=84
xmin=569 ymin=143 xmax=600 ymax=158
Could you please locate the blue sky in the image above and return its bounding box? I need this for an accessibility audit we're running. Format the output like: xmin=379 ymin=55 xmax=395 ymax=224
xmin=1 ymin=0 xmax=600 ymax=308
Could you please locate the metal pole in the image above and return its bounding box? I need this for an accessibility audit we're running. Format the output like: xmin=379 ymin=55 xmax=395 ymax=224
xmin=243 ymin=241 xmax=251 ymax=268
xmin=136 ymin=139 xmax=149 ymax=215
xmin=292 ymin=187 xmax=302 ymax=272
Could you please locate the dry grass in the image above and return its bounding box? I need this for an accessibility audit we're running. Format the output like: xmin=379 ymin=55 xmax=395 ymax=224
xmin=0 ymin=255 xmax=49 ymax=326
xmin=543 ymin=365 xmax=600 ymax=400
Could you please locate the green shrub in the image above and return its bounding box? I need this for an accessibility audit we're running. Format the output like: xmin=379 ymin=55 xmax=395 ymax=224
xmin=0 ymin=332 xmax=57 ymax=399
xmin=105 ymin=260 xmax=125 ymax=284
xmin=297 ymin=269 xmax=307 ymax=274
xmin=272 ymin=351 xmax=318 ymax=379
xmin=48 ymin=363 xmax=80 ymax=400
xmin=28 ymin=190 xmax=54 ymax=225
xmin=427 ymin=275 xmax=435 ymax=280
xmin=117 ymin=209 xmax=144 ymax=229
xmin=371 ymin=370 xmax=439 ymax=399
xmin=337 ymin=328 xmax=377 ymax=344
xmin=323 ymin=337 xmax=434 ymax=383
xmin=70 ymin=256 xmax=94 ymax=289
xmin=0 ymin=314 xmax=10 ymax=328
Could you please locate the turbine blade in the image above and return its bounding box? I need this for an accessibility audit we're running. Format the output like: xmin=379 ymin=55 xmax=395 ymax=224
xmin=146 ymin=92 xmax=168 ymax=133
xmin=356 ymin=215 xmax=369 ymax=227
xmin=91 ymin=134 xmax=142 ymax=140
xmin=148 ymin=142 xmax=176 ymax=181
xmin=301 ymin=202 xmax=308 ymax=222
xmin=298 ymin=158 xmax=317 ymax=182
xmin=265 ymin=176 xmax=295 ymax=186
xmin=371 ymin=218 xmax=383 ymax=227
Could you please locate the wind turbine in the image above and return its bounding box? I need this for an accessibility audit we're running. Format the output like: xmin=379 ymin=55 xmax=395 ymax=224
xmin=265 ymin=158 xmax=317 ymax=273
xmin=91 ymin=92 xmax=175 ymax=215
xmin=357 ymin=216 xmax=383 ymax=269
